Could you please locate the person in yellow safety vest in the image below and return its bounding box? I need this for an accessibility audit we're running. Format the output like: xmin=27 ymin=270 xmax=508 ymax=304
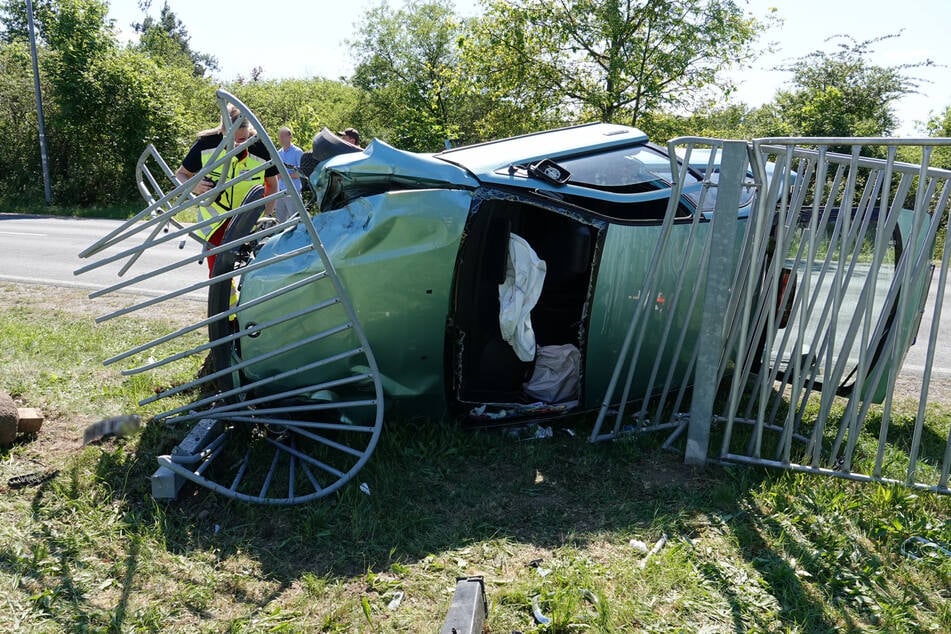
xmin=176 ymin=104 xmax=279 ymax=276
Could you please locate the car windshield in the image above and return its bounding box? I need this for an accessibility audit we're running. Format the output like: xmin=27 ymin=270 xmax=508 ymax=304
xmin=518 ymin=144 xmax=754 ymax=215
xmin=556 ymin=145 xmax=732 ymax=212
xmin=557 ymin=145 xmax=679 ymax=191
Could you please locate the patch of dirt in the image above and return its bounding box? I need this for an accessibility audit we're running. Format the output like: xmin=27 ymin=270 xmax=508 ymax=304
xmin=0 ymin=282 xmax=207 ymax=476
xmin=0 ymin=281 xmax=205 ymax=326
xmin=635 ymin=451 xmax=708 ymax=491
xmin=892 ymin=373 xmax=951 ymax=404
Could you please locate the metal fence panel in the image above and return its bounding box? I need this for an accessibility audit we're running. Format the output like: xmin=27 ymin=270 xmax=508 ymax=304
xmin=595 ymin=136 xmax=951 ymax=495
xmin=75 ymin=89 xmax=384 ymax=504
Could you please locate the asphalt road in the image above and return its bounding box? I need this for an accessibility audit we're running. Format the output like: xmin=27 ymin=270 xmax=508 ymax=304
xmin=898 ymin=265 xmax=951 ymax=377
xmin=775 ymin=262 xmax=951 ymax=378
xmin=0 ymin=213 xmax=207 ymax=301
xmin=1 ymin=213 xmax=948 ymax=378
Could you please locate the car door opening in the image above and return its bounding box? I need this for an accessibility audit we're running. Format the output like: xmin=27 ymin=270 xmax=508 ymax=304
xmin=448 ymin=194 xmax=601 ymax=418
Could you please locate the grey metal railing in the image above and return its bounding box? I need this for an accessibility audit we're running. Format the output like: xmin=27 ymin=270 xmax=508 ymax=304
xmin=595 ymin=136 xmax=951 ymax=495
xmin=75 ymin=89 xmax=384 ymax=504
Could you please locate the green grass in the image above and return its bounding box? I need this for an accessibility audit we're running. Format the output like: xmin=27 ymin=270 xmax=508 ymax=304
xmin=1 ymin=283 xmax=949 ymax=632
xmin=0 ymin=200 xmax=142 ymax=220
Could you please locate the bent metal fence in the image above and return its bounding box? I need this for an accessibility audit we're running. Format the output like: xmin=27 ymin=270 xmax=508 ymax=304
xmin=76 ymin=90 xmax=384 ymax=505
xmin=593 ymin=137 xmax=951 ymax=495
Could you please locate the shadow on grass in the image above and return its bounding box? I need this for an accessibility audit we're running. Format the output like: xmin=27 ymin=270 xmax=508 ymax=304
xmin=107 ymin=414 xmax=741 ymax=573
xmin=81 ymin=411 xmax=824 ymax=628
xmin=9 ymin=406 xmax=915 ymax=631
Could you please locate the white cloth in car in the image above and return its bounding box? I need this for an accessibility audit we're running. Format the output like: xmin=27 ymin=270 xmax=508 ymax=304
xmin=498 ymin=233 xmax=546 ymax=362
xmin=523 ymin=344 xmax=581 ymax=403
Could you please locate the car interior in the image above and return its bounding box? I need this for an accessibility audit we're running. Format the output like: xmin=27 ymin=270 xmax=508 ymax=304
xmin=448 ymin=194 xmax=601 ymax=413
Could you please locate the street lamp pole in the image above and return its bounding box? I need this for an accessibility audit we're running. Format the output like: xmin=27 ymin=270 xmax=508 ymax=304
xmin=25 ymin=0 xmax=52 ymax=205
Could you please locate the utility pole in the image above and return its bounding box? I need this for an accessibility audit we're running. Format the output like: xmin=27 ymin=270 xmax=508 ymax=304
xmin=26 ymin=0 xmax=52 ymax=205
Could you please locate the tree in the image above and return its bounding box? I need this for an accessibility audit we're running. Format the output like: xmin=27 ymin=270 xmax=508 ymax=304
xmin=0 ymin=40 xmax=52 ymax=199
xmin=636 ymin=101 xmax=790 ymax=142
xmin=923 ymin=106 xmax=951 ymax=171
xmin=349 ymin=0 xmax=475 ymax=151
xmin=133 ymin=0 xmax=218 ymax=77
xmin=227 ymin=77 xmax=364 ymax=149
xmin=0 ymin=0 xmax=214 ymax=206
xmin=773 ymin=33 xmax=930 ymax=139
xmin=468 ymin=0 xmax=761 ymax=127
xmin=0 ymin=0 xmax=53 ymax=43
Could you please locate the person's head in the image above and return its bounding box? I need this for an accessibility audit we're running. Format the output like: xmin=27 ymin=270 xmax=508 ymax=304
xmin=200 ymin=103 xmax=255 ymax=142
xmin=339 ymin=127 xmax=361 ymax=147
xmin=278 ymin=126 xmax=293 ymax=149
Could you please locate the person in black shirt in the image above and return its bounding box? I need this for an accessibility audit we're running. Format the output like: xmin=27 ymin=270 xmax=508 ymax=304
xmin=176 ymin=104 xmax=279 ymax=274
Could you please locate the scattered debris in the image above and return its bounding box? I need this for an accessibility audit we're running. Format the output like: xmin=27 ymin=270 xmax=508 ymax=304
xmin=532 ymin=426 xmax=553 ymax=440
xmin=0 ymin=392 xmax=44 ymax=446
xmin=629 ymin=538 xmax=649 ymax=554
xmin=8 ymin=469 xmax=58 ymax=489
xmin=527 ymin=558 xmax=552 ymax=577
xmin=359 ymin=482 xmax=371 ymax=496
xmin=440 ymin=577 xmax=487 ymax=634
xmin=530 ymin=595 xmax=551 ymax=626
xmin=82 ymin=414 xmax=141 ymax=445
xmin=16 ymin=408 xmax=44 ymax=434
xmin=386 ymin=590 xmax=404 ymax=611
xmin=902 ymin=536 xmax=951 ymax=560
xmin=468 ymin=401 xmax=579 ymax=422
xmin=639 ymin=534 xmax=668 ymax=569
xmin=580 ymin=588 xmax=599 ymax=605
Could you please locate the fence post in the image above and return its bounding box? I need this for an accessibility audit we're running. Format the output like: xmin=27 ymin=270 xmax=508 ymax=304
xmin=685 ymin=141 xmax=749 ymax=465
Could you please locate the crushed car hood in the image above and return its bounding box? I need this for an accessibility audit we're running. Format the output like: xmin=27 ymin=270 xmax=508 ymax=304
xmin=314 ymin=138 xmax=480 ymax=209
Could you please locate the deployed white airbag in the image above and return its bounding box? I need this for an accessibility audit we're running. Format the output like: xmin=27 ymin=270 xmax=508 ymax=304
xmin=498 ymin=233 xmax=546 ymax=362
xmin=523 ymin=344 xmax=581 ymax=403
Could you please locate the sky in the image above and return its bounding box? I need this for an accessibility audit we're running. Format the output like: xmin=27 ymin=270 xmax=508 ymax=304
xmin=106 ymin=0 xmax=951 ymax=135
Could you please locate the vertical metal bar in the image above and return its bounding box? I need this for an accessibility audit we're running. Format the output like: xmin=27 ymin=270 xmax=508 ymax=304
xmin=641 ymin=143 xmax=717 ymax=425
xmin=610 ymin=188 xmax=696 ymax=436
xmin=590 ymin=148 xmax=691 ymax=441
xmin=841 ymin=149 xmax=903 ymax=470
xmin=722 ymin=142 xmax=789 ymax=458
xmin=230 ymin=450 xmax=251 ymax=492
xmin=302 ymin=464 xmax=322 ymax=493
xmin=881 ymin=149 xmax=931 ymax=480
xmin=780 ymin=147 xmax=828 ymax=463
xmin=259 ymin=448 xmax=282 ymax=498
xmin=686 ymin=141 xmax=748 ymax=465
xmin=289 ymin=453 xmax=297 ymax=500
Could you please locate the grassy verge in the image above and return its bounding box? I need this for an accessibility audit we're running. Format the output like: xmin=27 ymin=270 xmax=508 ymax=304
xmin=0 ymin=201 xmax=142 ymax=220
xmin=0 ymin=282 xmax=949 ymax=632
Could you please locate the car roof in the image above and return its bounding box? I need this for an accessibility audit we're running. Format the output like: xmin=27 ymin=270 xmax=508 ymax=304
xmin=435 ymin=122 xmax=649 ymax=179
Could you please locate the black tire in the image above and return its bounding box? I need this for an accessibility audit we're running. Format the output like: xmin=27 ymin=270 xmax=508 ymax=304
xmin=207 ymin=186 xmax=267 ymax=395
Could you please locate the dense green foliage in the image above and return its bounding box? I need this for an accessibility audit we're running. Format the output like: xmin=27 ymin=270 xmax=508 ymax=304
xmin=0 ymin=0 xmax=363 ymax=209
xmin=133 ymin=0 xmax=218 ymax=78
xmin=0 ymin=0 xmax=216 ymax=206
xmin=0 ymin=0 xmax=946 ymax=210
xmin=469 ymin=0 xmax=761 ymax=127
xmin=772 ymin=34 xmax=932 ymax=140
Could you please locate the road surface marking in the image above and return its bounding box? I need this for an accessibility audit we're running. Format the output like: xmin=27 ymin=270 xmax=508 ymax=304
xmin=0 ymin=230 xmax=46 ymax=237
